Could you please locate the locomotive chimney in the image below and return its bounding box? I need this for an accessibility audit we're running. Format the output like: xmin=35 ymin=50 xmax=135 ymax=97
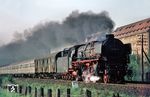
xmin=106 ymin=34 xmax=114 ymax=39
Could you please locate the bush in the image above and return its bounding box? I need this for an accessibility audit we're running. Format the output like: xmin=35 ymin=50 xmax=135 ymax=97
xmin=127 ymin=54 xmax=141 ymax=81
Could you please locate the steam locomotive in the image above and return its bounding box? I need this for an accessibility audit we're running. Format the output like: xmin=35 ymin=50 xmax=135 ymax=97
xmin=0 ymin=34 xmax=131 ymax=83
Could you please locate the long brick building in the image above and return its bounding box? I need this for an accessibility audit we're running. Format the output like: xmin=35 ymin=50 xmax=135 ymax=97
xmin=113 ymin=18 xmax=150 ymax=55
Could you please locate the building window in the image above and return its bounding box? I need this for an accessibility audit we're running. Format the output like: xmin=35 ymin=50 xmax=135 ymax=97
xmin=42 ymin=60 xmax=44 ymax=64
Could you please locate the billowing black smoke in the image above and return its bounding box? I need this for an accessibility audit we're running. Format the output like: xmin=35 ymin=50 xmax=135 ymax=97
xmin=0 ymin=10 xmax=114 ymax=65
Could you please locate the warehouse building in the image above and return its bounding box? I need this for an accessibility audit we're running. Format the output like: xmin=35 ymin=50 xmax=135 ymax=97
xmin=113 ymin=18 xmax=150 ymax=55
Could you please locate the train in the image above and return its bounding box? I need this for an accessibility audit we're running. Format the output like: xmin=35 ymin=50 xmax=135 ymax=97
xmin=0 ymin=34 xmax=131 ymax=83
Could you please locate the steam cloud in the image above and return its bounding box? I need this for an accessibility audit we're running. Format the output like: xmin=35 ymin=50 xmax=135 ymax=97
xmin=0 ymin=10 xmax=114 ymax=65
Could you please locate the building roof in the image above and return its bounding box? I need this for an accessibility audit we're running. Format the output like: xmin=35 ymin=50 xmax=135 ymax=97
xmin=113 ymin=18 xmax=150 ymax=38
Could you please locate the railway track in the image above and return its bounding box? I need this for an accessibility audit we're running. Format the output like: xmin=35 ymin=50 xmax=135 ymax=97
xmin=125 ymin=80 xmax=150 ymax=84
xmin=13 ymin=78 xmax=150 ymax=96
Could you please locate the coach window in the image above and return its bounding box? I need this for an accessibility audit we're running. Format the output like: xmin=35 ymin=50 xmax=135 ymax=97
xmin=24 ymin=64 xmax=26 ymax=68
xmin=38 ymin=60 xmax=40 ymax=65
xmin=28 ymin=64 xmax=30 ymax=67
xmin=41 ymin=60 xmax=43 ymax=65
xmin=51 ymin=58 xmax=54 ymax=65
xmin=47 ymin=58 xmax=49 ymax=64
xmin=30 ymin=63 xmax=32 ymax=67
xmin=20 ymin=65 xmax=22 ymax=69
xmin=35 ymin=61 xmax=37 ymax=65
xmin=21 ymin=64 xmax=24 ymax=68
xmin=22 ymin=64 xmax=24 ymax=68
xmin=33 ymin=63 xmax=35 ymax=67
xmin=49 ymin=58 xmax=51 ymax=64
xmin=27 ymin=64 xmax=29 ymax=67
xmin=47 ymin=59 xmax=49 ymax=64
xmin=43 ymin=59 xmax=45 ymax=65
xmin=39 ymin=60 xmax=41 ymax=66
xmin=39 ymin=60 xmax=41 ymax=65
xmin=21 ymin=64 xmax=23 ymax=68
xmin=30 ymin=63 xmax=33 ymax=67
xmin=29 ymin=64 xmax=31 ymax=67
xmin=27 ymin=64 xmax=30 ymax=67
xmin=37 ymin=60 xmax=39 ymax=65
xmin=40 ymin=60 xmax=42 ymax=65
xmin=16 ymin=66 xmax=18 ymax=69
xmin=45 ymin=59 xmax=47 ymax=64
xmin=45 ymin=59 xmax=47 ymax=65
xmin=42 ymin=59 xmax=45 ymax=65
xmin=13 ymin=66 xmax=16 ymax=69
xmin=18 ymin=65 xmax=20 ymax=69
xmin=24 ymin=64 xmax=27 ymax=68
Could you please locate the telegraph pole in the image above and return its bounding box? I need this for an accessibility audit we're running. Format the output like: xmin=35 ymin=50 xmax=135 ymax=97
xmin=141 ymin=34 xmax=144 ymax=82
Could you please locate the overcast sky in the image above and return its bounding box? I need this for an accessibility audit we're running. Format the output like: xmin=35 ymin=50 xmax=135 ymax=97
xmin=0 ymin=0 xmax=150 ymax=45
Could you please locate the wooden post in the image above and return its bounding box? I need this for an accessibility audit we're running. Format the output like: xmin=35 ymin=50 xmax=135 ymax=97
xmin=47 ymin=89 xmax=52 ymax=97
xmin=28 ymin=86 xmax=32 ymax=94
xmin=80 ymin=88 xmax=84 ymax=96
xmin=8 ymin=86 xmax=11 ymax=92
xmin=6 ymin=86 xmax=7 ymax=90
xmin=116 ymin=93 xmax=120 ymax=97
xmin=35 ymin=87 xmax=37 ymax=97
xmin=19 ymin=86 xmax=22 ymax=94
xmin=15 ymin=86 xmax=17 ymax=93
xmin=112 ymin=93 xmax=116 ymax=97
xmin=25 ymin=86 xmax=28 ymax=95
xmin=40 ymin=87 xmax=44 ymax=97
xmin=67 ymin=88 xmax=70 ymax=97
xmin=86 ymin=89 xmax=91 ymax=97
xmin=57 ymin=89 xmax=60 ymax=97
xmin=141 ymin=34 xmax=144 ymax=82
xmin=3 ymin=86 xmax=7 ymax=89
xmin=97 ymin=91 xmax=100 ymax=97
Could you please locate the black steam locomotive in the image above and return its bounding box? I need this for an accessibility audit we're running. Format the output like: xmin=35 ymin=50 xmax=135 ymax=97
xmin=66 ymin=34 xmax=131 ymax=83
xmin=0 ymin=34 xmax=131 ymax=83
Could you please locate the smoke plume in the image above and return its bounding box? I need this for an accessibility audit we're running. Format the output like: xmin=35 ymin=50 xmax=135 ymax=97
xmin=0 ymin=10 xmax=114 ymax=65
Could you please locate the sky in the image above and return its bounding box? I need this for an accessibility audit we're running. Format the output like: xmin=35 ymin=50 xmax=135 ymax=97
xmin=0 ymin=0 xmax=150 ymax=45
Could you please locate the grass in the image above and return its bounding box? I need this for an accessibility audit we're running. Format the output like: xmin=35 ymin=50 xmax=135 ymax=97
xmin=14 ymin=79 xmax=134 ymax=97
xmin=0 ymin=88 xmax=30 ymax=97
xmin=0 ymin=76 xmax=136 ymax=97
